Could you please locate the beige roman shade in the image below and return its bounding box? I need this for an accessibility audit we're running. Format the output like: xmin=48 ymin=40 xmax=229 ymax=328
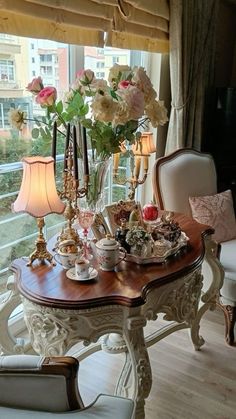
xmin=0 ymin=0 xmax=169 ymax=52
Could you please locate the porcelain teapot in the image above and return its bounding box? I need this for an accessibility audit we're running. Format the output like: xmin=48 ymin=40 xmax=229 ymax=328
xmin=95 ymin=234 xmax=126 ymax=271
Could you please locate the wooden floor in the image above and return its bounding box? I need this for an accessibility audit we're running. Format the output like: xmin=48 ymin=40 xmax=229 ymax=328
xmin=71 ymin=308 xmax=236 ymax=419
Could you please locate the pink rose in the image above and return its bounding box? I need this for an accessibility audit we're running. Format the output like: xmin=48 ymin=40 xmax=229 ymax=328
xmin=26 ymin=76 xmax=44 ymax=94
xmin=76 ymin=69 xmax=94 ymax=85
xmin=118 ymin=80 xmax=133 ymax=89
xmin=36 ymin=87 xmax=57 ymax=107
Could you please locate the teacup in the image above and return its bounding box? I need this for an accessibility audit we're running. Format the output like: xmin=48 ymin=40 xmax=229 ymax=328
xmin=54 ymin=240 xmax=82 ymax=270
xmin=75 ymin=258 xmax=92 ymax=279
xmin=54 ymin=249 xmax=80 ymax=270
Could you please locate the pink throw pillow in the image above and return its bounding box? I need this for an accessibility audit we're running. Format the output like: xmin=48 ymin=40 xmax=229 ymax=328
xmin=189 ymin=189 xmax=236 ymax=242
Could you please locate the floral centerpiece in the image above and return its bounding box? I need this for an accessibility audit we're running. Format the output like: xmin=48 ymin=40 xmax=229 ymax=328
xmin=126 ymin=226 xmax=152 ymax=257
xmin=9 ymin=64 xmax=168 ymax=209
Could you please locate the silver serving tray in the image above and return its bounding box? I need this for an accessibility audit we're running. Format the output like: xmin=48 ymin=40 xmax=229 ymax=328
xmin=125 ymin=232 xmax=189 ymax=264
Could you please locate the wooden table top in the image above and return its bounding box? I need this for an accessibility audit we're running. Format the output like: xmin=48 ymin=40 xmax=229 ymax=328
xmin=11 ymin=213 xmax=213 ymax=310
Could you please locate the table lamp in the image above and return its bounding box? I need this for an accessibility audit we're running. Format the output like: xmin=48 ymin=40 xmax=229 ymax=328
xmin=12 ymin=156 xmax=66 ymax=266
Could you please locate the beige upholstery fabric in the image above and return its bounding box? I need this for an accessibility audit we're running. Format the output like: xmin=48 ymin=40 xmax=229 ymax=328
xmin=220 ymin=239 xmax=236 ymax=306
xmin=0 ymin=394 xmax=134 ymax=419
xmin=157 ymin=150 xmax=217 ymax=215
xmin=189 ymin=190 xmax=236 ymax=243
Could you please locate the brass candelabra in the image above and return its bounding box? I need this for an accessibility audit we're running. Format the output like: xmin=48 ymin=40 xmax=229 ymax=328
xmin=112 ymin=132 xmax=156 ymax=200
xmin=113 ymin=154 xmax=148 ymax=200
xmin=57 ymin=141 xmax=89 ymax=247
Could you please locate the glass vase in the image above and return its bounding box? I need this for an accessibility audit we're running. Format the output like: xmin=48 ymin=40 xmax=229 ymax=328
xmin=78 ymin=156 xmax=112 ymax=213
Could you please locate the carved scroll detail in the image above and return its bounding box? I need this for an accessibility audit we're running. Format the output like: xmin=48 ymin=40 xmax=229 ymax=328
xmin=22 ymin=298 xmax=124 ymax=356
xmin=144 ymin=268 xmax=203 ymax=325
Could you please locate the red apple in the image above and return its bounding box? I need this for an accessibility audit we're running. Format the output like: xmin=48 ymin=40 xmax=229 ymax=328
xmin=142 ymin=202 xmax=159 ymax=221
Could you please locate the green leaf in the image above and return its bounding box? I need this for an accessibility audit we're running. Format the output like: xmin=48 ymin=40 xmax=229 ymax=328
xmin=56 ymin=100 xmax=63 ymax=114
xmin=82 ymin=119 xmax=93 ymax=129
xmin=31 ymin=128 xmax=39 ymax=139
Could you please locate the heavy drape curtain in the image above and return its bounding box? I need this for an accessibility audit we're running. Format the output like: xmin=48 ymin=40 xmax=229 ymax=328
xmin=165 ymin=0 xmax=219 ymax=154
xmin=0 ymin=0 xmax=169 ymax=53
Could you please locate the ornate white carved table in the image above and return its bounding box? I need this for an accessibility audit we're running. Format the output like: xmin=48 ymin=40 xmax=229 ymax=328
xmin=10 ymin=213 xmax=224 ymax=419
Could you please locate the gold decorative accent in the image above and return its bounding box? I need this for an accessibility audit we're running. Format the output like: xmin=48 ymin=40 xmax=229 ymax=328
xmin=57 ymin=142 xmax=89 ymax=247
xmin=27 ymin=218 xmax=55 ymax=266
xmin=113 ymin=163 xmax=148 ymax=200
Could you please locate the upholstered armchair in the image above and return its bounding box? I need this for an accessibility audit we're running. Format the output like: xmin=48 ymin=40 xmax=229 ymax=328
xmin=0 ymin=355 xmax=135 ymax=418
xmin=152 ymin=148 xmax=236 ymax=345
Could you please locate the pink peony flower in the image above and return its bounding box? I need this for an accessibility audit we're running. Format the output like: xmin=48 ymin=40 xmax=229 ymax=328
xmin=36 ymin=87 xmax=57 ymax=107
xmin=132 ymin=67 xmax=157 ymax=104
xmin=118 ymin=80 xmax=133 ymax=89
xmin=76 ymin=69 xmax=94 ymax=85
xmin=26 ymin=76 xmax=44 ymax=94
xmin=117 ymin=86 xmax=144 ymax=120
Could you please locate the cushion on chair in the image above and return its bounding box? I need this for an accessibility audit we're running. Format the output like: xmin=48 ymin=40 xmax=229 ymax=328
xmin=0 ymin=395 xmax=134 ymax=419
xmin=189 ymin=189 xmax=236 ymax=243
xmin=219 ymin=239 xmax=236 ymax=306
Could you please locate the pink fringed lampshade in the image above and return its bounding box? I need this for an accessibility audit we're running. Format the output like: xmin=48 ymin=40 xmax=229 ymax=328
xmin=12 ymin=156 xmax=65 ymax=217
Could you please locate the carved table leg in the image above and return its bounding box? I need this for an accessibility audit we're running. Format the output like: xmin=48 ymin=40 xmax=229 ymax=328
xmin=191 ymin=236 xmax=224 ymax=350
xmin=123 ymin=314 xmax=152 ymax=419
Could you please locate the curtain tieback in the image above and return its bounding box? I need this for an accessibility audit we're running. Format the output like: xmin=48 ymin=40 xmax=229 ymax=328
xmin=171 ymin=101 xmax=187 ymax=110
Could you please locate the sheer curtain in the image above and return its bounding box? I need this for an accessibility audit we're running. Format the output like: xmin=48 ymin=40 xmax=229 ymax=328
xmin=165 ymin=0 xmax=219 ymax=154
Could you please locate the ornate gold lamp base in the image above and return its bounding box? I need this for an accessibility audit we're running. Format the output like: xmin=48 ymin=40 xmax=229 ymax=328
xmin=27 ymin=218 xmax=55 ymax=266
xmin=56 ymin=201 xmax=82 ymax=249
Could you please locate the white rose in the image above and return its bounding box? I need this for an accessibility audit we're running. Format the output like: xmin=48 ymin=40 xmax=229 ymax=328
xmin=108 ymin=64 xmax=131 ymax=85
xmin=8 ymin=108 xmax=26 ymax=130
xmin=112 ymin=101 xmax=130 ymax=126
xmin=145 ymin=100 xmax=168 ymax=127
xmin=91 ymin=93 xmax=118 ymax=122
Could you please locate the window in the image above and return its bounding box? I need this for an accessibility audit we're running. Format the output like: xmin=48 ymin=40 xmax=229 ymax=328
xmin=0 ymin=60 xmax=15 ymax=81
xmin=0 ymin=35 xmax=156 ymax=295
xmin=0 ymin=35 xmax=69 ymax=294
xmin=112 ymin=56 xmax=119 ymax=64
xmin=40 ymin=54 xmax=52 ymax=62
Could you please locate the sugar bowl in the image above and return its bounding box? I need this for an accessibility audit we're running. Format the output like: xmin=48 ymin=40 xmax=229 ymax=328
xmin=95 ymin=234 xmax=126 ymax=271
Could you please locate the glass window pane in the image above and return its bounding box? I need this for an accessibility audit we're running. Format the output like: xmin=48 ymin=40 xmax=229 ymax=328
xmin=0 ymin=34 xmax=69 ymax=292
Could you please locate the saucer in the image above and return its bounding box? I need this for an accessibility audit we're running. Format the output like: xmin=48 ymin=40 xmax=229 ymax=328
xmin=66 ymin=267 xmax=98 ymax=282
